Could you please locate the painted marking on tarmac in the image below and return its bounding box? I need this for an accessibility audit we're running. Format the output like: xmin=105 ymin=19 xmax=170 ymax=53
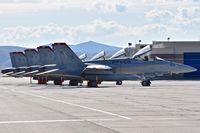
xmin=0 ymin=119 xmax=119 ymax=124
xmin=11 ymin=89 xmax=131 ymax=120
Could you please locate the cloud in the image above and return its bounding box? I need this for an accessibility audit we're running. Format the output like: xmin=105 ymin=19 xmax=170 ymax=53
xmin=0 ymin=19 xmax=184 ymax=47
xmin=0 ymin=20 xmax=123 ymax=46
xmin=0 ymin=0 xmax=41 ymax=3
xmin=177 ymin=6 xmax=200 ymax=19
xmin=0 ymin=0 xmax=199 ymax=15
xmin=115 ymin=4 xmax=127 ymax=12
xmin=0 ymin=24 xmax=71 ymax=46
xmin=145 ymin=5 xmax=200 ymax=28
xmin=145 ymin=9 xmax=174 ymax=22
xmin=93 ymin=0 xmax=129 ymax=12
xmin=171 ymin=6 xmax=200 ymax=28
xmin=0 ymin=0 xmax=130 ymax=15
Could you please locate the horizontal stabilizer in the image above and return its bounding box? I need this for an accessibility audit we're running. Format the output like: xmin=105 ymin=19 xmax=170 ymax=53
xmin=132 ymin=45 xmax=152 ymax=59
xmin=11 ymin=71 xmax=26 ymax=76
xmin=3 ymin=71 xmax=14 ymax=75
xmin=36 ymin=69 xmax=59 ymax=76
xmin=29 ymin=65 xmax=40 ymax=68
xmin=22 ymin=70 xmax=39 ymax=76
xmin=40 ymin=64 xmax=57 ymax=68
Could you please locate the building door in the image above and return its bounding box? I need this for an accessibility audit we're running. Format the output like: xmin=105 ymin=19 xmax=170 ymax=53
xmin=184 ymin=53 xmax=200 ymax=78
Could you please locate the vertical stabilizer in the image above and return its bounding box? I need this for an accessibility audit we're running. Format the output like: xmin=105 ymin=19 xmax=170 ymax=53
xmin=52 ymin=42 xmax=84 ymax=75
xmin=24 ymin=49 xmax=40 ymax=66
xmin=37 ymin=46 xmax=55 ymax=65
xmin=10 ymin=52 xmax=27 ymax=68
xmin=52 ymin=42 xmax=83 ymax=66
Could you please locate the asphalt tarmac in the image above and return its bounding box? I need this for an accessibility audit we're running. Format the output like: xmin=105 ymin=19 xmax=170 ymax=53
xmin=0 ymin=77 xmax=200 ymax=133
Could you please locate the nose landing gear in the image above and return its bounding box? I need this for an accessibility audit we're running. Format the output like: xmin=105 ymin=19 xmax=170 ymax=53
xmin=116 ymin=81 xmax=122 ymax=85
xmin=141 ymin=80 xmax=151 ymax=86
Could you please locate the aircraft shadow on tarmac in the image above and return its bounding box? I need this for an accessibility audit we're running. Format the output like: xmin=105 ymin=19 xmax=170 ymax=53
xmin=27 ymin=83 xmax=112 ymax=89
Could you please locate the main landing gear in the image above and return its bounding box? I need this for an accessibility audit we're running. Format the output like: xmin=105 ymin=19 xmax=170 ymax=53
xmin=53 ymin=80 xmax=63 ymax=85
xmin=87 ymin=80 xmax=98 ymax=87
xmin=141 ymin=80 xmax=151 ymax=86
xmin=69 ymin=80 xmax=79 ymax=86
xmin=53 ymin=77 xmax=64 ymax=85
xmin=38 ymin=77 xmax=48 ymax=84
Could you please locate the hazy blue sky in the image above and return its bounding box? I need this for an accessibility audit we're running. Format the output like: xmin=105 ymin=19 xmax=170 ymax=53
xmin=0 ymin=0 xmax=200 ymax=47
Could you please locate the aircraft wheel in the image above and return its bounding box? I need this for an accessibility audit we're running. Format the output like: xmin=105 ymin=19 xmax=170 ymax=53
xmin=141 ymin=80 xmax=151 ymax=86
xmin=38 ymin=77 xmax=47 ymax=84
xmin=87 ymin=80 xmax=98 ymax=87
xmin=38 ymin=79 xmax=42 ymax=84
xmin=69 ymin=80 xmax=79 ymax=86
xmin=79 ymin=80 xmax=83 ymax=86
xmin=43 ymin=77 xmax=48 ymax=84
xmin=116 ymin=81 xmax=122 ymax=85
xmin=54 ymin=80 xmax=63 ymax=85
xmin=38 ymin=77 xmax=42 ymax=84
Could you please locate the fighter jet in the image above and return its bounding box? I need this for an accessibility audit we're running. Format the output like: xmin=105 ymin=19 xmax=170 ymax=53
xmin=36 ymin=42 xmax=196 ymax=87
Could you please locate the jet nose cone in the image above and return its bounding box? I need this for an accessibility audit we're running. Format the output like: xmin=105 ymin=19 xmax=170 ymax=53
xmin=187 ymin=66 xmax=197 ymax=73
xmin=183 ymin=65 xmax=197 ymax=73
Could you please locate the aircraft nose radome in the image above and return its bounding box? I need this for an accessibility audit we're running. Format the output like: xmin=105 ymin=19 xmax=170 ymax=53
xmin=187 ymin=66 xmax=197 ymax=73
xmin=182 ymin=65 xmax=197 ymax=73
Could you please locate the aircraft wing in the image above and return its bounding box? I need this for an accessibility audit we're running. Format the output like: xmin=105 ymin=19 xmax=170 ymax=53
xmin=132 ymin=45 xmax=152 ymax=59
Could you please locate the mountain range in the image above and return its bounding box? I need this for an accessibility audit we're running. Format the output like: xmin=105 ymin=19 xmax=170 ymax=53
xmin=0 ymin=41 xmax=122 ymax=69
